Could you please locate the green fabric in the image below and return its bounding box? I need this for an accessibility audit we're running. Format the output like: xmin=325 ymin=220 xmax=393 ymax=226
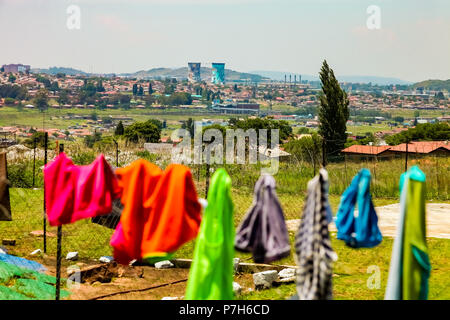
xmin=402 ymin=166 xmax=430 ymax=300
xmin=11 ymin=279 xmax=70 ymax=300
xmin=0 ymin=260 xmax=70 ymax=300
xmin=0 ymin=285 xmax=32 ymax=300
xmin=185 ymin=168 xmax=234 ymax=300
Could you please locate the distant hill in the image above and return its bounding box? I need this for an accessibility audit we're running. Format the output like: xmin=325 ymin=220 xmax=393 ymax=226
xmin=251 ymin=70 xmax=412 ymax=85
xmin=30 ymin=67 xmax=89 ymax=76
xmin=30 ymin=66 xmax=268 ymax=82
xmin=412 ymin=79 xmax=450 ymax=91
xmin=123 ymin=67 xmax=269 ymax=82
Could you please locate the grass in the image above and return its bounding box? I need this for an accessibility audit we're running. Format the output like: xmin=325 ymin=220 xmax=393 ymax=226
xmin=0 ymin=106 xmax=226 ymax=129
xmin=242 ymin=235 xmax=450 ymax=300
xmin=1 ymin=187 xmax=449 ymax=300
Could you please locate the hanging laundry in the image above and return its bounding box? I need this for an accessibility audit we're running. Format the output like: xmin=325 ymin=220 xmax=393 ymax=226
xmin=385 ymin=166 xmax=430 ymax=300
xmin=294 ymin=168 xmax=337 ymax=300
xmin=92 ymin=198 xmax=123 ymax=229
xmin=110 ymin=161 xmax=202 ymax=265
xmin=335 ymin=168 xmax=382 ymax=248
xmin=235 ymin=174 xmax=290 ymax=263
xmin=0 ymin=152 xmax=12 ymax=221
xmin=44 ymin=152 xmax=121 ymax=226
xmin=185 ymin=168 xmax=234 ymax=300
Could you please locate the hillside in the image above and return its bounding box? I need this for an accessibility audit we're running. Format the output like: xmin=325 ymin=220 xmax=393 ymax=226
xmin=413 ymin=79 xmax=450 ymax=91
xmin=251 ymin=70 xmax=412 ymax=85
xmin=30 ymin=66 xmax=269 ymax=82
xmin=30 ymin=67 xmax=89 ymax=76
xmin=124 ymin=67 xmax=269 ymax=82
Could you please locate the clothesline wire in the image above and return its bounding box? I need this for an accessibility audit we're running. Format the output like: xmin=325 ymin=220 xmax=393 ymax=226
xmin=88 ymin=278 xmax=188 ymax=300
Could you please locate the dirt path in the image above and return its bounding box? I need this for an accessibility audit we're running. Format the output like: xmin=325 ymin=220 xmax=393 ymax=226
xmin=286 ymin=203 xmax=450 ymax=239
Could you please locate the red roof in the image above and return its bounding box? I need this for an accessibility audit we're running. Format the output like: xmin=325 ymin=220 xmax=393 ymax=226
xmin=341 ymin=145 xmax=391 ymax=155
xmin=389 ymin=141 xmax=450 ymax=154
xmin=342 ymin=141 xmax=450 ymax=155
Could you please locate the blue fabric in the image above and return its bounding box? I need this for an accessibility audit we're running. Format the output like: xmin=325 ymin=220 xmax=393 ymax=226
xmin=0 ymin=253 xmax=47 ymax=273
xmin=335 ymin=168 xmax=382 ymax=248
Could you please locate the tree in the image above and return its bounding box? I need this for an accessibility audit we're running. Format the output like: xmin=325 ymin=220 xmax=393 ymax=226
xmin=8 ymin=73 xmax=16 ymax=83
xmin=318 ymin=60 xmax=349 ymax=161
xmin=34 ymin=88 xmax=49 ymax=112
xmin=132 ymin=83 xmax=138 ymax=96
xmin=115 ymin=121 xmax=124 ymax=136
xmin=284 ymin=133 xmax=322 ymax=166
xmin=181 ymin=118 xmax=195 ymax=137
xmin=138 ymin=85 xmax=144 ymax=96
xmin=84 ymin=131 xmax=102 ymax=148
xmin=96 ymin=80 xmax=105 ymax=92
xmin=124 ymin=120 xmax=161 ymax=143
xmin=148 ymin=82 xmax=153 ymax=95
xmin=57 ymin=89 xmax=70 ymax=105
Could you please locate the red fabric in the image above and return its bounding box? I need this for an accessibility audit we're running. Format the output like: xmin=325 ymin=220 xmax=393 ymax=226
xmin=111 ymin=161 xmax=202 ymax=265
xmin=44 ymin=152 xmax=120 ymax=226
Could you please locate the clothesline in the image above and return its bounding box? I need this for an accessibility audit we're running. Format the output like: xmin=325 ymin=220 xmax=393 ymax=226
xmin=41 ymin=152 xmax=430 ymax=301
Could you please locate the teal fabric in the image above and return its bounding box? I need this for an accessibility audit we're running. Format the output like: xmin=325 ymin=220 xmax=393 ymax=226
xmin=335 ymin=169 xmax=382 ymax=248
xmin=385 ymin=166 xmax=430 ymax=300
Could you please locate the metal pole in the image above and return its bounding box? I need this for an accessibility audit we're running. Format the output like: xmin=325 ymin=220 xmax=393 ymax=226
xmin=405 ymin=141 xmax=409 ymax=172
xmin=55 ymin=143 xmax=64 ymax=300
xmin=32 ymin=138 xmax=36 ymax=188
xmin=205 ymin=162 xmax=210 ymax=198
xmin=113 ymin=139 xmax=119 ymax=167
xmin=43 ymin=132 xmax=48 ymax=253
xmin=322 ymin=137 xmax=326 ymax=167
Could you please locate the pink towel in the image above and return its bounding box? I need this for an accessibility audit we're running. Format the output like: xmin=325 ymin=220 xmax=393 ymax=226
xmin=44 ymin=152 xmax=121 ymax=226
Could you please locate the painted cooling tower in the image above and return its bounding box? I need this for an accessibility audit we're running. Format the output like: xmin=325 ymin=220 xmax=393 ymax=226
xmin=188 ymin=62 xmax=201 ymax=82
xmin=211 ymin=63 xmax=225 ymax=84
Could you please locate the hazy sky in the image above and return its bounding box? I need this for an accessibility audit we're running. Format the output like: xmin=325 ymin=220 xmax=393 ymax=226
xmin=0 ymin=0 xmax=449 ymax=82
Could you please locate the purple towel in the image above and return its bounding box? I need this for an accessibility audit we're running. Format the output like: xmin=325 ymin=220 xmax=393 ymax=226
xmin=235 ymin=174 xmax=290 ymax=263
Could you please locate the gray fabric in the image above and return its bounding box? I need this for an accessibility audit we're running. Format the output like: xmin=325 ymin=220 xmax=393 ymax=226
xmin=0 ymin=152 xmax=11 ymax=221
xmin=294 ymin=168 xmax=337 ymax=300
xmin=91 ymin=198 xmax=122 ymax=229
xmin=235 ymin=174 xmax=290 ymax=263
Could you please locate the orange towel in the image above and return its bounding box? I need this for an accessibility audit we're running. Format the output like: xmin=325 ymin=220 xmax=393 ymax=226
xmin=111 ymin=160 xmax=202 ymax=264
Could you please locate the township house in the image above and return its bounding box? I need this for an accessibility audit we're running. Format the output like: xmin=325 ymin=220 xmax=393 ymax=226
xmin=342 ymin=141 xmax=450 ymax=160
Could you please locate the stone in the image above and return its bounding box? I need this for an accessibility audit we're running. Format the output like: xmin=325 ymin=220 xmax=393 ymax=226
xmin=99 ymin=256 xmax=114 ymax=263
xmin=233 ymin=258 xmax=240 ymax=274
xmin=30 ymin=230 xmax=56 ymax=237
xmin=155 ymin=260 xmax=174 ymax=269
xmin=278 ymin=268 xmax=296 ymax=279
xmin=233 ymin=282 xmax=242 ymax=295
xmin=0 ymin=246 xmax=8 ymax=254
xmin=161 ymin=297 xmax=179 ymax=300
xmin=66 ymin=252 xmax=79 ymax=261
xmin=253 ymin=270 xmax=278 ymax=290
xmin=2 ymin=239 xmax=16 ymax=246
xmin=30 ymin=249 xmax=42 ymax=256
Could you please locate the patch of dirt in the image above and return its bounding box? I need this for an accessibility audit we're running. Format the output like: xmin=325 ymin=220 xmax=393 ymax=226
xmin=286 ymin=203 xmax=450 ymax=238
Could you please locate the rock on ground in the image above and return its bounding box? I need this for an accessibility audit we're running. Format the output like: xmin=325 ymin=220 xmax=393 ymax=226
xmin=253 ymin=270 xmax=278 ymax=290
xmin=99 ymin=256 xmax=114 ymax=263
xmin=278 ymin=268 xmax=296 ymax=279
xmin=155 ymin=260 xmax=174 ymax=269
xmin=233 ymin=282 xmax=242 ymax=295
xmin=66 ymin=252 xmax=79 ymax=261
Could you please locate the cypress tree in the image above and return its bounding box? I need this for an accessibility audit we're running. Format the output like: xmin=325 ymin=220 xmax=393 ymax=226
xmin=318 ymin=60 xmax=349 ymax=162
xmin=115 ymin=120 xmax=124 ymax=136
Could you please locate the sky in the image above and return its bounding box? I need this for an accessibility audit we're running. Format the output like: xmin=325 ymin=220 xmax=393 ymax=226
xmin=0 ymin=0 xmax=449 ymax=82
